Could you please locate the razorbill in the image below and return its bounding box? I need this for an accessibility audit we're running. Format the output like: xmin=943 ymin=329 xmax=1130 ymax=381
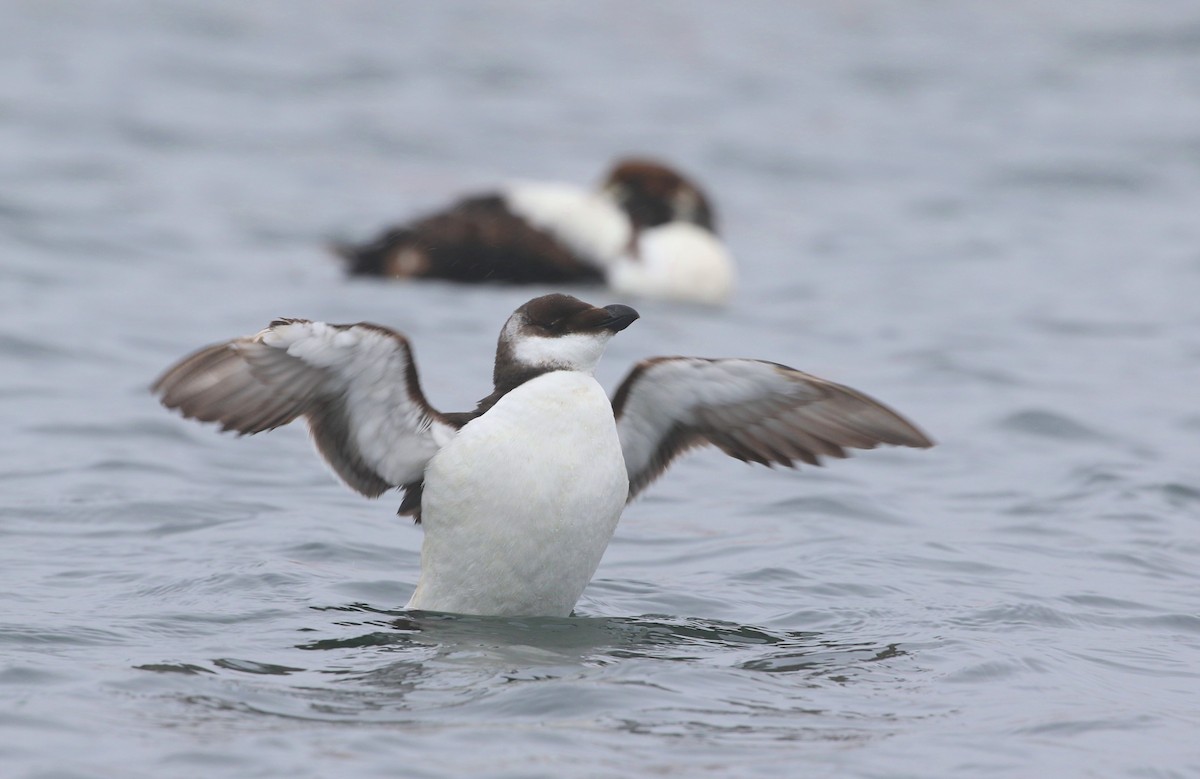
xmin=330 ymin=158 xmax=736 ymax=305
xmin=153 ymin=294 xmax=932 ymax=617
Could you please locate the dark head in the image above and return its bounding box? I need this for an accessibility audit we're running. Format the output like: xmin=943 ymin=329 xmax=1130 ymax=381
xmin=600 ymin=158 xmax=717 ymax=232
xmin=494 ymin=294 xmax=639 ymax=390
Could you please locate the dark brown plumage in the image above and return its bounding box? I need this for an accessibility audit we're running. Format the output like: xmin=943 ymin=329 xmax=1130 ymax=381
xmin=331 ymin=195 xmax=604 ymax=283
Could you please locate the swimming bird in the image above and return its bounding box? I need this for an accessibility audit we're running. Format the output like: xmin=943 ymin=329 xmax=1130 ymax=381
xmin=330 ymin=158 xmax=736 ymax=305
xmin=153 ymin=294 xmax=932 ymax=617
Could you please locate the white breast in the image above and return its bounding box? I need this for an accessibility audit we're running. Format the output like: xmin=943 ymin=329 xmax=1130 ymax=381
xmin=609 ymin=222 xmax=736 ymax=305
xmin=408 ymin=371 xmax=629 ymax=617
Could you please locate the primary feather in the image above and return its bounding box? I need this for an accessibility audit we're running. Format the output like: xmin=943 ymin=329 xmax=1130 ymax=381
xmin=612 ymin=357 xmax=933 ymax=500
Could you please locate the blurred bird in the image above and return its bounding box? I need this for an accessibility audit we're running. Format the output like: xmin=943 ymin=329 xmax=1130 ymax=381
xmin=330 ymin=158 xmax=736 ymax=305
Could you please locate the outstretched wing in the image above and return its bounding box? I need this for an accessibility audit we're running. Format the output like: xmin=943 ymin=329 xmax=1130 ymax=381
xmin=612 ymin=357 xmax=933 ymax=501
xmin=152 ymin=319 xmax=457 ymax=506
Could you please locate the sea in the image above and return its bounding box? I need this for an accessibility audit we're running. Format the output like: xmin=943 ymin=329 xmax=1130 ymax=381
xmin=1 ymin=2 xmax=1198 ymax=777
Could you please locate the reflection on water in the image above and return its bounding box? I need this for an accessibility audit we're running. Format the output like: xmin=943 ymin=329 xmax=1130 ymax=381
xmin=135 ymin=606 xmax=913 ymax=732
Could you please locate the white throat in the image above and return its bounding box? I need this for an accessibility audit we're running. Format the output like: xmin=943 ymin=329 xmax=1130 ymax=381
xmin=504 ymin=319 xmax=613 ymax=374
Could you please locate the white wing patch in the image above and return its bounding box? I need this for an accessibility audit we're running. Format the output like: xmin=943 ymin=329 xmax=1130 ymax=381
xmin=154 ymin=319 xmax=455 ymax=498
xmin=612 ymin=357 xmax=934 ymax=500
xmin=502 ymin=181 xmax=632 ymax=268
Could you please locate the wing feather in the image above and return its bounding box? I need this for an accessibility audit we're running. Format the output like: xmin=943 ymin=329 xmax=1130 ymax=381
xmin=152 ymin=320 xmax=457 ymax=505
xmin=613 ymin=357 xmax=933 ymax=500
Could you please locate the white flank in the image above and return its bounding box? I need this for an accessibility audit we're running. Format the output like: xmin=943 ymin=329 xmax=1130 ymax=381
xmin=608 ymin=222 xmax=736 ymax=305
xmin=502 ymin=181 xmax=632 ymax=269
xmin=409 ymin=371 xmax=629 ymax=617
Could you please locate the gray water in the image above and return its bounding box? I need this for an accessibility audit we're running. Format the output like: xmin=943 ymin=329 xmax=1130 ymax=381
xmin=2 ymin=2 xmax=1199 ymax=777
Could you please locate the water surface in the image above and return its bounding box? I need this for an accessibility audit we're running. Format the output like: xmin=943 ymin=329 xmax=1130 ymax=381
xmin=2 ymin=2 xmax=1199 ymax=777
